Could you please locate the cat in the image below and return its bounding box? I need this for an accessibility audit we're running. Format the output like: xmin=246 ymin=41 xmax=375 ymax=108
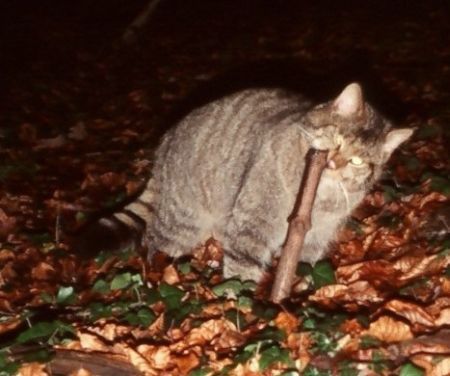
xmin=77 ymin=83 xmax=413 ymax=282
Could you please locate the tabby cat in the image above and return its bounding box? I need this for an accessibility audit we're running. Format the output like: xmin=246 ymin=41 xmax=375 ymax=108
xmin=79 ymin=83 xmax=413 ymax=282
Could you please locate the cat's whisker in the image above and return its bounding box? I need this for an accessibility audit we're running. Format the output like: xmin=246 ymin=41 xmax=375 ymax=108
xmin=298 ymin=126 xmax=314 ymax=141
xmin=339 ymin=181 xmax=350 ymax=211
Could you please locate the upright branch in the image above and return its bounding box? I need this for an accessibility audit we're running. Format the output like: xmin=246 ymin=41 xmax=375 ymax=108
xmin=270 ymin=149 xmax=328 ymax=303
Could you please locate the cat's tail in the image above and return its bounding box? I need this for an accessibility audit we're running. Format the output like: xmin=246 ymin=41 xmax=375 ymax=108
xmin=72 ymin=179 xmax=156 ymax=256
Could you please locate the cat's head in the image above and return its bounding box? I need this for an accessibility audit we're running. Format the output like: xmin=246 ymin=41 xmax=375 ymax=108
xmin=306 ymin=83 xmax=414 ymax=192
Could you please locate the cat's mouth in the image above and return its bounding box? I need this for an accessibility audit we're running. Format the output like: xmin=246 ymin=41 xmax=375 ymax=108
xmin=326 ymin=150 xmax=346 ymax=170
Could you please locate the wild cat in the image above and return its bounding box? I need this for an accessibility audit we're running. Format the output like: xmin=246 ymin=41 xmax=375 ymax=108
xmin=78 ymin=83 xmax=413 ymax=282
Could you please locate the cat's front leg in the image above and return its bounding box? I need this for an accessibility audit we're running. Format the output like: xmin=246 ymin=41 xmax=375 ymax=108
xmin=222 ymin=205 xmax=288 ymax=282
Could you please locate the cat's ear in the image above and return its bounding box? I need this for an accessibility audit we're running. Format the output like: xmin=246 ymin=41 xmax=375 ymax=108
xmin=333 ymin=83 xmax=365 ymax=117
xmin=382 ymin=128 xmax=414 ymax=157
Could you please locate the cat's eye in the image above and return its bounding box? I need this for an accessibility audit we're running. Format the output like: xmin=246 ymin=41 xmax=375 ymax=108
xmin=349 ymin=156 xmax=363 ymax=166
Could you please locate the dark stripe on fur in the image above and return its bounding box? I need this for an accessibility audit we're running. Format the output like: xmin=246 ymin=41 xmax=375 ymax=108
xmin=223 ymin=249 xmax=263 ymax=268
xmin=120 ymin=209 xmax=147 ymax=230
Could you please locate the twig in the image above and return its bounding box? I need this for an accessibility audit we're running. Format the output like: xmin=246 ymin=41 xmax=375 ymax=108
xmin=121 ymin=0 xmax=162 ymax=45
xmin=270 ymin=149 xmax=328 ymax=303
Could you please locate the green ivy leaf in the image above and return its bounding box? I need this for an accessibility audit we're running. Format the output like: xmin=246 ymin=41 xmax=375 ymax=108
xmin=188 ymin=367 xmax=212 ymax=376
xmin=338 ymin=361 xmax=359 ymax=376
xmin=159 ymin=282 xmax=185 ymax=310
xmin=17 ymin=321 xmax=74 ymax=345
xmin=145 ymin=288 xmax=161 ymax=304
xmin=131 ymin=273 xmax=144 ymax=287
xmin=311 ymin=332 xmax=337 ymax=354
xmin=178 ymin=262 xmax=192 ymax=275
xmin=254 ymin=326 xmax=286 ymax=342
xmin=399 ymin=363 xmax=424 ymax=376
xmin=92 ymin=279 xmax=110 ymax=294
xmin=56 ymin=286 xmax=76 ymax=305
xmin=312 ymin=260 xmax=335 ymax=288
xmin=422 ymin=173 xmax=450 ymax=195
xmin=280 ymin=371 xmax=301 ymax=376
xmin=381 ymin=184 xmax=401 ymax=203
xmin=259 ymin=346 xmax=292 ymax=371
xmin=225 ymin=309 xmax=246 ymax=330
xmin=0 ymin=352 xmax=20 ymax=375
xmin=360 ymin=335 xmax=381 ymax=349
xmin=136 ymin=307 xmax=156 ymax=327
xmin=302 ymin=318 xmax=316 ymax=330
xmin=110 ymin=272 xmax=133 ymax=290
xmin=303 ymin=365 xmax=331 ymax=376
xmin=88 ymin=302 xmax=113 ymax=319
xmin=40 ymin=292 xmax=54 ymax=304
xmin=252 ymin=301 xmax=278 ymax=320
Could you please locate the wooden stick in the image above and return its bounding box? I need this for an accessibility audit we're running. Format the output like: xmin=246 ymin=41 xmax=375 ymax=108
xmin=270 ymin=149 xmax=328 ymax=303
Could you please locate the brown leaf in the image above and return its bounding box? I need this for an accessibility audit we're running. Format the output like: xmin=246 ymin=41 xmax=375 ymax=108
xmin=387 ymin=330 xmax=450 ymax=358
xmin=366 ymin=316 xmax=413 ymax=343
xmin=383 ymin=300 xmax=436 ymax=327
xmin=68 ymin=368 xmax=94 ymax=376
xmin=172 ymin=351 xmax=200 ymax=375
xmin=0 ymin=316 xmax=22 ymax=335
xmin=396 ymin=253 xmax=450 ymax=281
xmin=114 ymin=343 xmax=156 ymax=375
xmin=31 ymin=262 xmax=56 ymax=281
xmin=336 ymin=260 xmax=400 ymax=286
xmin=78 ymin=331 xmax=110 ymax=352
xmin=162 ymin=264 xmax=180 ymax=285
xmin=170 ymin=318 xmax=237 ymax=352
xmin=0 ymin=209 xmax=17 ymax=238
xmin=17 ymin=362 xmax=48 ymax=376
xmin=274 ymin=311 xmax=299 ymax=335
xmin=309 ymin=281 xmax=383 ymax=309
xmin=33 ymin=134 xmax=66 ymax=150
xmin=411 ymin=354 xmax=450 ymax=376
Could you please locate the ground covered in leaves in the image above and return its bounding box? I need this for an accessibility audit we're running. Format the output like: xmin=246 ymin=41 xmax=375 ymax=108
xmin=0 ymin=1 xmax=449 ymax=375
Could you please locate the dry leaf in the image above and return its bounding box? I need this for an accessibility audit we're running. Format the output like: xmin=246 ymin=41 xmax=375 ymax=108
xmin=69 ymin=368 xmax=94 ymax=376
xmin=31 ymin=262 xmax=56 ymax=281
xmin=33 ymin=134 xmax=66 ymax=150
xmin=170 ymin=318 xmax=237 ymax=352
xmin=366 ymin=316 xmax=413 ymax=343
xmin=396 ymin=253 xmax=450 ymax=281
xmin=172 ymin=351 xmax=200 ymax=374
xmin=0 ymin=316 xmax=22 ymax=335
xmin=78 ymin=331 xmax=110 ymax=352
xmin=114 ymin=342 xmax=156 ymax=375
xmin=274 ymin=311 xmax=299 ymax=334
xmin=336 ymin=260 xmax=400 ymax=285
xmin=411 ymin=354 xmax=450 ymax=376
xmin=383 ymin=300 xmax=436 ymax=327
xmin=17 ymin=362 xmax=48 ymax=376
xmin=162 ymin=264 xmax=180 ymax=285
xmin=309 ymin=281 xmax=383 ymax=309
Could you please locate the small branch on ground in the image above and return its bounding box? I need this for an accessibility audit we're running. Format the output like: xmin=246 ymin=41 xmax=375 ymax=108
xmin=270 ymin=149 xmax=328 ymax=303
xmin=121 ymin=0 xmax=162 ymax=45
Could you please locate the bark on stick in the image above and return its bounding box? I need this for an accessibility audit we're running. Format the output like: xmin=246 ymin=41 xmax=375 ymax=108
xmin=270 ymin=149 xmax=328 ymax=303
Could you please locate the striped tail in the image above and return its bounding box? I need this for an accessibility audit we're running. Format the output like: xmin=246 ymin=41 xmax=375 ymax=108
xmin=73 ymin=182 xmax=155 ymax=256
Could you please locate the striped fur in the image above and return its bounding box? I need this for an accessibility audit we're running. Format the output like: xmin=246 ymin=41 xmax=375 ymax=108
xmin=77 ymin=83 xmax=413 ymax=281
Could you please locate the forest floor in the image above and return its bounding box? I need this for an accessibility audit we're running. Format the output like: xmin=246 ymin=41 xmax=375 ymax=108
xmin=0 ymin=1 xmax=449 ymax=375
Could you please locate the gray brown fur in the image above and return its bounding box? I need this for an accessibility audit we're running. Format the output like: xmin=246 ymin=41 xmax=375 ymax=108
xmin=80 ymin=83 xmax=413 ymax=282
